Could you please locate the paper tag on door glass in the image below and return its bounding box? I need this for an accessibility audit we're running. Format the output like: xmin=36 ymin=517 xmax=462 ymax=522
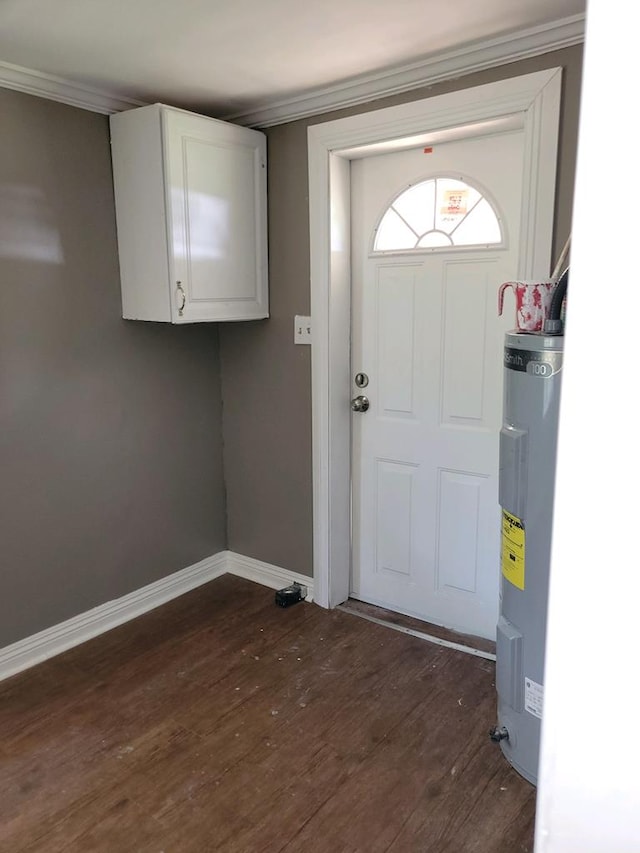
xmin=524 ymin=677 xmax=544 ymax=719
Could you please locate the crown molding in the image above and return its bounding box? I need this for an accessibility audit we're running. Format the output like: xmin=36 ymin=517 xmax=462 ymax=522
xmin=224 ymin=14 xmax=585 ymax=128
xmin=0 ymin=14 xmax=584 ymax=124
xmin=0 ymin=59 xmax=146 ymax=114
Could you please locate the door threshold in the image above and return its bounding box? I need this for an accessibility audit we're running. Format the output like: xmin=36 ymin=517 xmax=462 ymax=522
xmin=338 ymin=599 xmax=496 ymax=661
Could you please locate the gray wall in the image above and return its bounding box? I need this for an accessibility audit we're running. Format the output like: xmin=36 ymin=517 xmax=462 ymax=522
xmin=0 ymin=88 xmax=227 ymax=646
xmin=0 ymin=44 xmax=583 ymax=645
xmin=219 ymin=44 xmax=583 ymax=577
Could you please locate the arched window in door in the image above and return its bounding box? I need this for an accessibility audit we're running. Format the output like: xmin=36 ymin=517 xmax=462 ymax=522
xmin=372 ymin=175 xmax=504 ymax=253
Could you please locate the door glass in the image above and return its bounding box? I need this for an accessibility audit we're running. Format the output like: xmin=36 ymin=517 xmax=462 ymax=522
xmin=373 ymin=176 xmax=503 ymax=253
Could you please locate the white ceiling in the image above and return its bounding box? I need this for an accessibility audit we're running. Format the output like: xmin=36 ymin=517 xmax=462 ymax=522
xmin=0 ymin=0 xmax=585 ymax=126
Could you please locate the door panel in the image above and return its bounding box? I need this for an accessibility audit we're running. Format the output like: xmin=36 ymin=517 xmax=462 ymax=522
xmin=441 ymin=260 xmax=495 ymax=424
xmin=351 ymin=131 xmax=523 ymax=639
xmin=375 ymin=460 xmax=415 ymax=576
xmin=377 ymin=265 xmax=419 ymax=417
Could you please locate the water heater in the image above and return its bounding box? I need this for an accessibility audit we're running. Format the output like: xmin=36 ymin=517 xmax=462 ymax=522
xmin=492 ymin=331 xmax=564 ymax=785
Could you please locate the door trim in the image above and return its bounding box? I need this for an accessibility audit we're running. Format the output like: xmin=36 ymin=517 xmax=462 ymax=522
xmin=308 ymin=68 xmax=562 ymax=608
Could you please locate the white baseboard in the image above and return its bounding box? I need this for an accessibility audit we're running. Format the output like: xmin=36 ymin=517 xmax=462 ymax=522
xmin=0 ymin=551 xmax=313 ymax=683
xmin=225 ymin=551 xmax=314 ymax=602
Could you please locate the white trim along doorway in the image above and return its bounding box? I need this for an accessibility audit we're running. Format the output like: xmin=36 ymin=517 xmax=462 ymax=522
xmin=307 ymin=68 xmax=562 ymax=611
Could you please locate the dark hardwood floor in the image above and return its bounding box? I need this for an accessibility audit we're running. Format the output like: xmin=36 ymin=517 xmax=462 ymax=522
xmin=0 ymin=575 xmax=536 ymax=852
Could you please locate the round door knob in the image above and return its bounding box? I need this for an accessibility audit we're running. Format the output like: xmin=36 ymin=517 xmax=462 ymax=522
xmin=351 ymin=395 xmax=370 ymax=413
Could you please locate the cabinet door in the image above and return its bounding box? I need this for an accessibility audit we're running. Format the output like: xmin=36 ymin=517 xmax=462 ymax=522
xmin=163 ymin=108 xmax=269 ymax=323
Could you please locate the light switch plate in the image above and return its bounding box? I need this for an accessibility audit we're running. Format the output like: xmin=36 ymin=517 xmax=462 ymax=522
xmin=294 ymin=315 xmax=312 ymax=345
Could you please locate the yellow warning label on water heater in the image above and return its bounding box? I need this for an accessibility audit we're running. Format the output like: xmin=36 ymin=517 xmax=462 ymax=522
xmin=501 ymin=509 xmax=526 ymax=590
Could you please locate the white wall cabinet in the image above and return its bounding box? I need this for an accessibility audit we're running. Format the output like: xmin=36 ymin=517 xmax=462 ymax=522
xmin=109 ymin=104 xmax=268 ymax=323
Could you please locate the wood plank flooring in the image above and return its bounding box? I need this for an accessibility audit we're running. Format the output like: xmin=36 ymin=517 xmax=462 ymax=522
xmin=0 ymin=575 xmax=536 ymax=852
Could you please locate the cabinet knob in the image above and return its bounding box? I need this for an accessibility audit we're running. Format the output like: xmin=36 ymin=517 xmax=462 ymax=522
xmin=176 ymin=281 xmax=186 ymax=316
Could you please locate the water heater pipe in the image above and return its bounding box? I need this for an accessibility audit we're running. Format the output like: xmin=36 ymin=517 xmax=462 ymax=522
xmin=544 ymin=267 xmax=569 ymax=334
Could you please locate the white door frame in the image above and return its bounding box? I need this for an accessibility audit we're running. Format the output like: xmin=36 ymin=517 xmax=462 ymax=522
xmin=308 ymin=68 xmax=562 ymax=609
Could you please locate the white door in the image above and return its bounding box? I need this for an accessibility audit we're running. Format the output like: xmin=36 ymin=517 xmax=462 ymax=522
xmin=350 ymin=130 xmax=525 ymax=640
